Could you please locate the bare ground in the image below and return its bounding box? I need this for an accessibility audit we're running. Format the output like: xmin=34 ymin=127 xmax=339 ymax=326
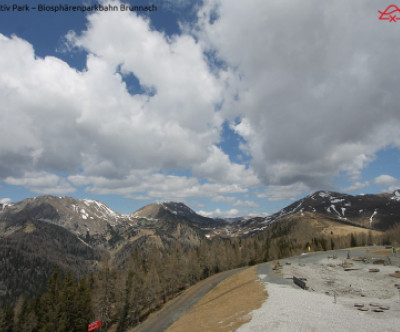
xmin=130 ymin=268 xmax=246 ymax=332
xmin=166 ymin=267 xmax=267 ymax=332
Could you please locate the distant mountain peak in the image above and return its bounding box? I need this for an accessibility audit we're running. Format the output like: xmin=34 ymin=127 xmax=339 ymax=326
xmin=132 ymin=201 xmax=196 ymax=218
xmin=0 ymin=195 xmax=126 ymax=239
xmin=231 ymin=190 xmax=400 ymax=235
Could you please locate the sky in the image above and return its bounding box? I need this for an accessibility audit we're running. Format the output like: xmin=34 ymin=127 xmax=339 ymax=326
xmin=1 ymin=0 xmax=400 ymax=217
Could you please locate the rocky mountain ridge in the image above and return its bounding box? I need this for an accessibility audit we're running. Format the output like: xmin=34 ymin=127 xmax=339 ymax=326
xmin=2 ymin=190 xmax=400 ymax=242
xmin=226 ymin=190 xmax=400 ymax=236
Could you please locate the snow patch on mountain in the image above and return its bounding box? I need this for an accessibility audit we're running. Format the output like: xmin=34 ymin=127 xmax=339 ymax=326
xmin=330 ymin=204 xmax=341 ymax=218
xmin=331 ymin=198 xmax=344 ymax=204
xmin=83 ymin=199 xmax=118 ymax=217
xmin=318 ymin=191 xmax=330 ymax=198
xmin=0 ymin=198 xmax=13 ymax=209
xmin=370 ymin=209 xmax=378 ymax=224
xmin=392 ymin=190 xmax=400 ymax=201
xmin=80 ymin=209 xmax=89 ymax=220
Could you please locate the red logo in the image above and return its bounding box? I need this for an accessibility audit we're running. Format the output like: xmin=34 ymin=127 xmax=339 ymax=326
xmin=379 ymin=4 xmax=400 ymax=22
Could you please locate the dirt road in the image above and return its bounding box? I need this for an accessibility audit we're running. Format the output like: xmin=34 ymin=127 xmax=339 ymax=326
xmin=130 ymin=268 xmax=245 ymax=332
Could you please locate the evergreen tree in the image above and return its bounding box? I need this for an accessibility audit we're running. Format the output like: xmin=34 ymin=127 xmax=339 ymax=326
xmin=15 ymin=298 xmax=38 ymax=332
xmin=0 ymin=305 xmax=14 ymax=332
xmin=74 ymin=277 xmax=91 ymax=331
xmin=40 ymin=269 xmax=63 ymax=331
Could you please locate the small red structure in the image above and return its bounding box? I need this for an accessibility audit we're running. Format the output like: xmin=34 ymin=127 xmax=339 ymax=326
xmin=88 ymin=320 xmax=102 ymax=332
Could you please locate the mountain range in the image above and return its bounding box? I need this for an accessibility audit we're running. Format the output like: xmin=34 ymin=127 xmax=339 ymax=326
xmin=1 ymin=190 xmax=400 ymax=305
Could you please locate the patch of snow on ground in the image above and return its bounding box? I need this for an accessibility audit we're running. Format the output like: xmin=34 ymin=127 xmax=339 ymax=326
xmin=369 ymin=210 xmax=377 ymax=224
xmin=341 ymin=207 xmax=346 ymax=216
xmin=318 ymin=191 xmax=330 ymax=198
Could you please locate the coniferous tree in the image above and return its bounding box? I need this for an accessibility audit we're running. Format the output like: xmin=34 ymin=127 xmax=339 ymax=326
xmin=74 ymin=277 xmax=91 ymax=331
xmin=0 ymin=305 xmax=14 ymax=332
xmin=40 ymin=269 xmax=63 ymax=331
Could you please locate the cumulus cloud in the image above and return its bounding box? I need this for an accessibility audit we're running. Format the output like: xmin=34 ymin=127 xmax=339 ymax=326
xmin=0 ymin=6 xmax=247 ymax=200
xmin=233 ymin=200 xmax=259 ymax=208
xmin=342 ymin=181 xmax=370 ymax=193
xmin=197 ymin=208 xmax=240 ymax=218
xmin=5 ymin=171 xmax=76 ymax=195
xmin=257 ymin=183 xmax=309 ymax=202
xmin=374 ymin=175 xmax=400 ymax=192
xmin=69 ymin=169 xmax=247 ymax=201
xmin=196 ymin=0 xmax=400 ymax=190
xmin=191 ymin=145 xmax=259 ymax=186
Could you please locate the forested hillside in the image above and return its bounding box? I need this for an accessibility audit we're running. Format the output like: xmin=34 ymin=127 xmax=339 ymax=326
xmin=2 ymin=216 xmax=399 ymax=331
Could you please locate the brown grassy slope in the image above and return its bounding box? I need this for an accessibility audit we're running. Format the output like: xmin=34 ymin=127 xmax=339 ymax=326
xmin=166 ymin=267 xmax=266 ymax=332
xmin=263 ymin=212 xmax=384 ymax=258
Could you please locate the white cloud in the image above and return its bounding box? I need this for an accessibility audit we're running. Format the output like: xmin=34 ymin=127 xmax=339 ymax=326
xmin=212 ymin=195 xmax=236 ymax=203
xmin=374 ymin=175 xmax=400 ymax=193
xmin=233 ymin=200 xmax=259 ymax=208
xmin=5 ymin=171 xmax=76 ymax=195
xmin=191 ymin=145 xmax=259 ymax=186
xmin=69 ymin=169 xmax=247 ymax=200
xmin=196 ymin=0 xmax=400 ymax=190
xmin=342 ymin=181 xmax=370 ymax=192
xmin=197 ymin=208 xmax=240 ymax=218
xmin=0 ymin=7 xmax=250 ymax=197
xmin=257 ymin=183 xmax=309 ymax=201
xmin=0 ymin=198 xmax=12 ymax=205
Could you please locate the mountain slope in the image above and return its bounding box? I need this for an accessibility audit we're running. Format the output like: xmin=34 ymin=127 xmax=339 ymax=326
xmin=0 ymin=195 xmax=129 ymax=242
xmin=227 ymin=190 xmax=400 ymax=236
xmin=0 ymin=218 xmax=100 ymax=306
xmin=132 ymin=201 xmax=227 ymax=228
xmin=112 ymin=202 xmax=228 ymax=267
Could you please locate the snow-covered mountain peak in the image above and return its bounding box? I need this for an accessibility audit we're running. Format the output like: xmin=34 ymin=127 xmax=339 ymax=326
xmin=392 ymin=190 xmax=400 ymax=201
